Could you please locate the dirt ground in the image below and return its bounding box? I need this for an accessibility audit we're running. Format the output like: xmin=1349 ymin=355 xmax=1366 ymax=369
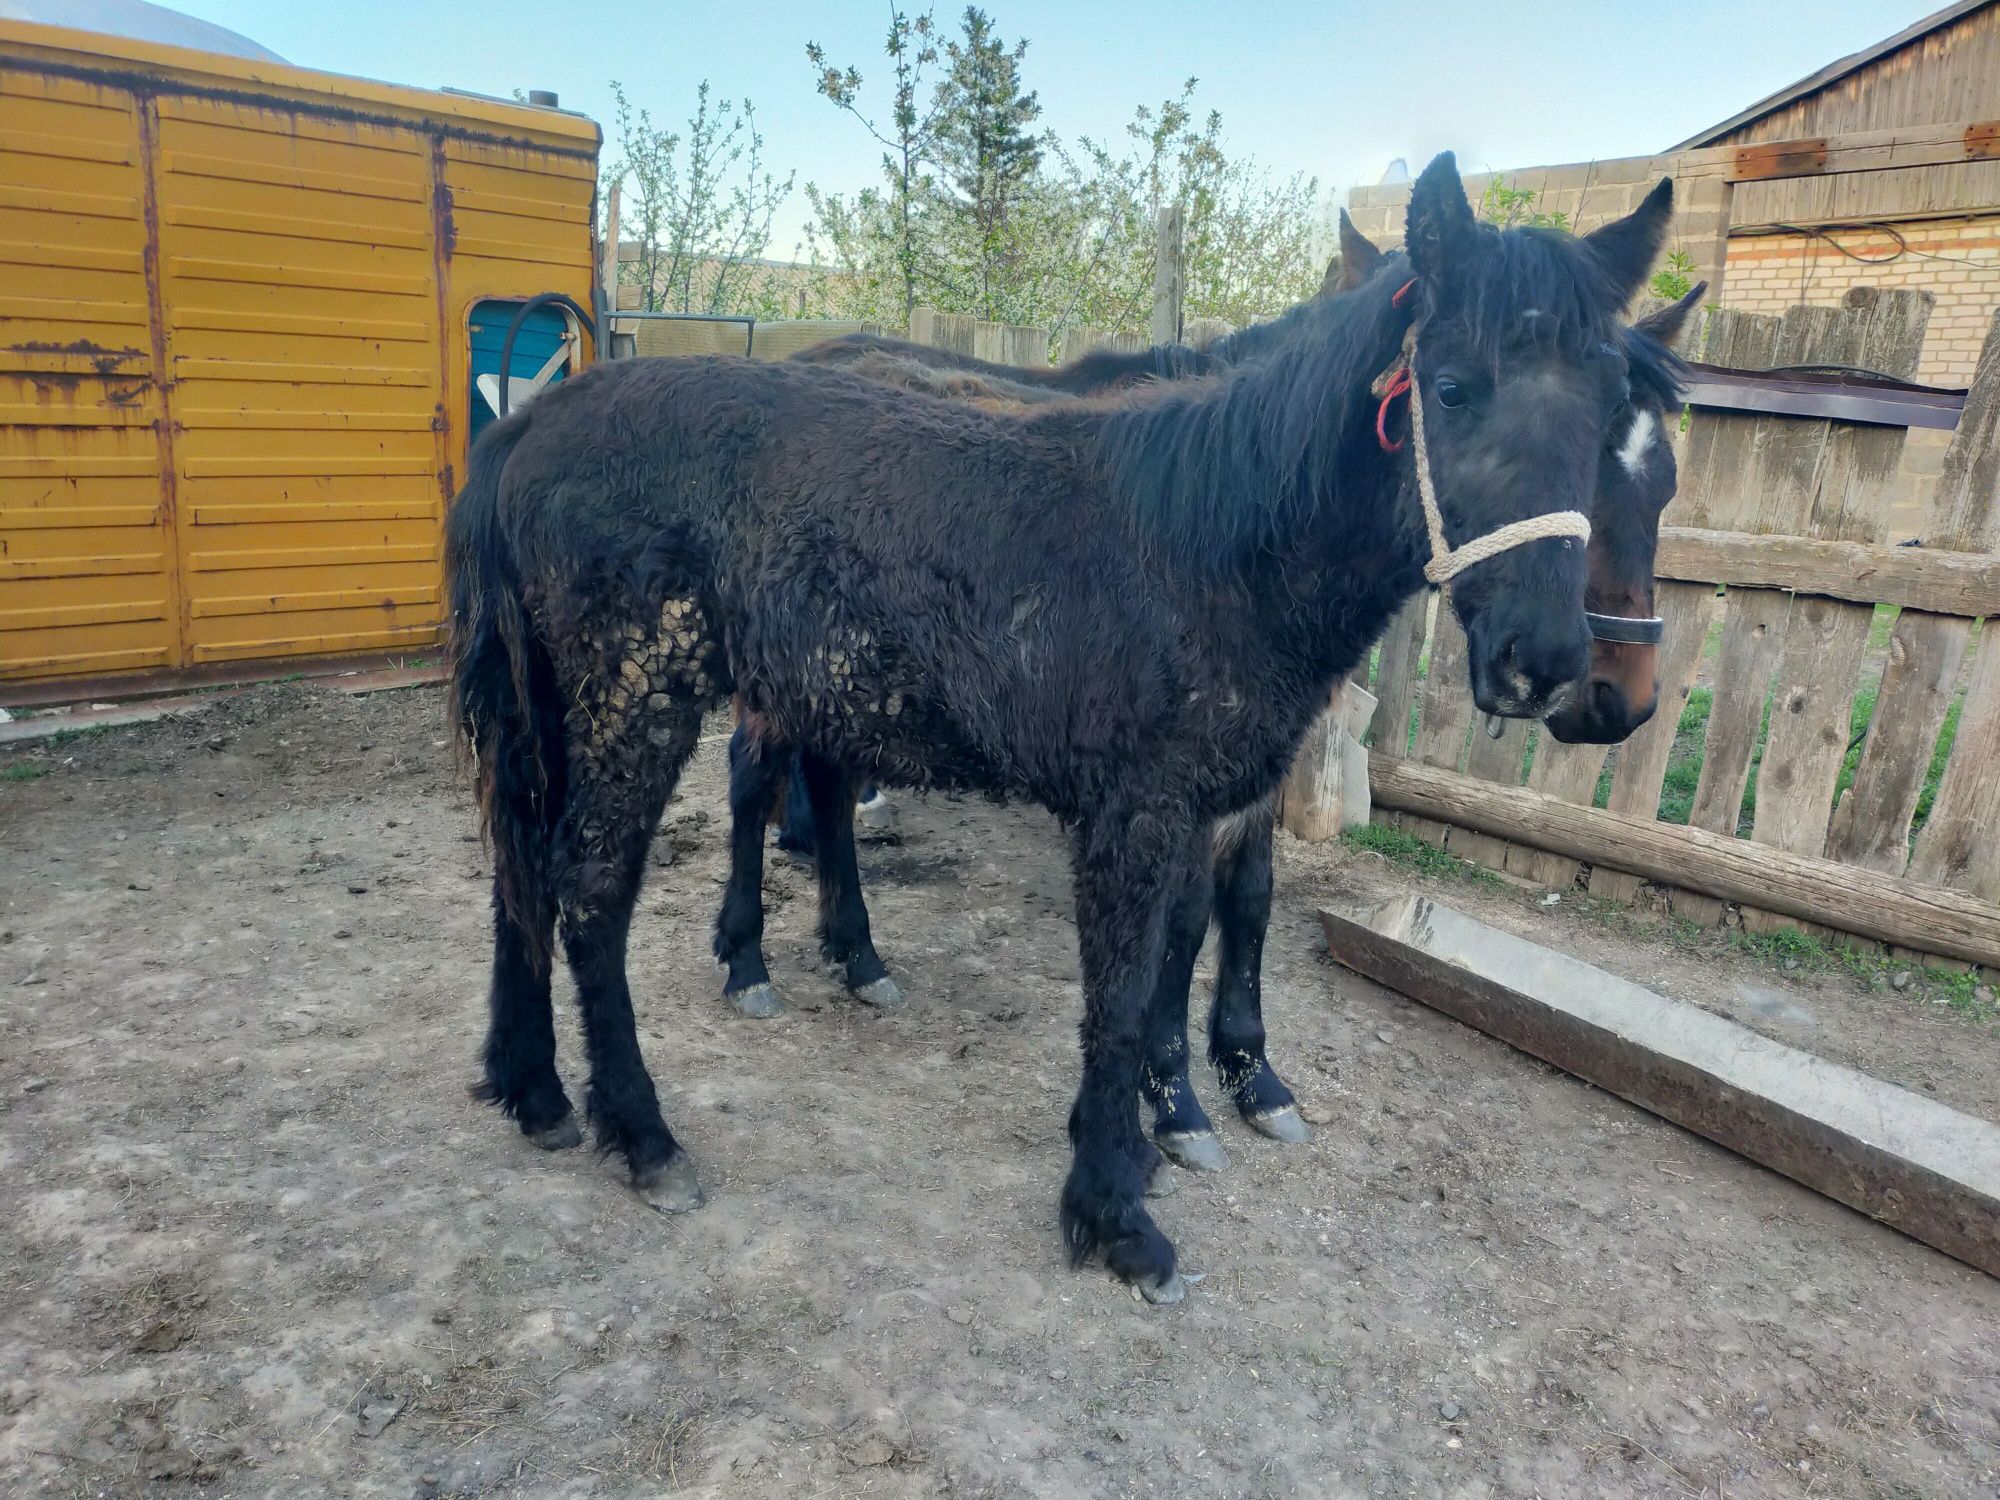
xmin=2 ymin=682 xmax=1996 ymax=1500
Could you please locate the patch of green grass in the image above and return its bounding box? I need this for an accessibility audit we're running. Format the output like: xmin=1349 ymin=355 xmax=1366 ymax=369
xmin=1865 ymin=602 xmax=1899 ymax=653
xmin=1912 ymin=693 xmax=1962 ymax=833
xmin=1341 ymin=824 xmax=1501 ymax=887
xmin=40 ymin=724 xmax=117 ymax=750
xmin=1 ymin=761 xmax=48 ymax=783
xmin=1719 ymin=923 xmax=1996 ymax=1023
xmin=1655 ymin=686 xmax=1713 ymax=824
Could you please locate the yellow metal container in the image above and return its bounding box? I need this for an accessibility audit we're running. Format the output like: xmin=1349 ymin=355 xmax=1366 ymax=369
xmin=0 ymin=20 xmax=598 ymax=688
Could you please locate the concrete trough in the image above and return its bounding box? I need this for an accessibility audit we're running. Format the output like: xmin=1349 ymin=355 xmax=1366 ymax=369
xmin=1319 ymin=893 xmax=2000 ymax=1280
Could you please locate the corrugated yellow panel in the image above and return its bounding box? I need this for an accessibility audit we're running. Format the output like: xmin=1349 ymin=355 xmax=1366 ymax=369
xmin=1 ymin=19 xmax=599 ymax=689
xmin=0 ymin=69 xmax=175 ymax=682
xmin=154 ymin=97 xmax=449 ymax=668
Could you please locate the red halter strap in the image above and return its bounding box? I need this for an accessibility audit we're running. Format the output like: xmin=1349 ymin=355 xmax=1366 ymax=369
xmin=1374 ymin=280 xmax=1421 ymax=452
xmin=1374 ymin=367 xmax=1413 ymax=452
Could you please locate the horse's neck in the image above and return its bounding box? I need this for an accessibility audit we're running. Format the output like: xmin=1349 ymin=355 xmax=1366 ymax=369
xmin=1187 ymin=466 xmax=1426 ymax=748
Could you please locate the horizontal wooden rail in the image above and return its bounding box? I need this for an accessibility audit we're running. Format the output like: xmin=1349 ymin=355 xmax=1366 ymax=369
xmin=1655 ymin=527 xmax=2000 ymax=617
xmin=1670 ymin=120 xmax=2000 ymax=183
xmin=1367 ymin=754 xmax=2000 ymax=969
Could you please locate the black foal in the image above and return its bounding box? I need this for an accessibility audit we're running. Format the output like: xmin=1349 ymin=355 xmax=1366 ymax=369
xmin=729 ymin=280 xmax=1705 ymax=1180
xmin=450 ymin=154 xmax=1674 ymax=1299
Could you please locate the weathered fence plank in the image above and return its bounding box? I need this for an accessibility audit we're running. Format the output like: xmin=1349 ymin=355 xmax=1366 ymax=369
xmin=1152 ymin=202 xmax=1185 ymax=346
xmin=1591 ymin=586 xmax=1717 ymax=905
xmin=1414 ymin=609 xmax=1474 ymax=772
xmin=1907 ymin=637 xmax=2000 ymax=902
xmin=1752 ymin=289 xmax=1929 ymax=863
xmin=1654 ymin=529 xmax=2000 ymax=616
xmin=1366 ymin=595 xmax=1428 ymax=756
xmin=1875 ymin=311 xmax=2000 ymax=886
xmin=1370 ymin=755 xmax=2000 ymax=968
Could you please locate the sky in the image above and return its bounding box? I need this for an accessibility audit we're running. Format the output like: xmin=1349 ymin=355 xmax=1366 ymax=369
xmin=158 ymin=0 xmax=1941 ymax=254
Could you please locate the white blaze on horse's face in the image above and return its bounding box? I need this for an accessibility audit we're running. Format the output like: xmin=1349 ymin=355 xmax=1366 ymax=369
xmin=1616 ymin=408 xmax=1659 ymax=479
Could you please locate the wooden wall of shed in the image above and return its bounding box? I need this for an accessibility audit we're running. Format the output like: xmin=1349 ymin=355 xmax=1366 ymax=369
xmin=1713 ymin=3 xmax=2000 ymax=226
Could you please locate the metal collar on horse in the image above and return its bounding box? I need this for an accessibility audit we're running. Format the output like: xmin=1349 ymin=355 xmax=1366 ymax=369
xmin=1584 ymin=610 xmax=1664 ymax=645
xmin=1372 ymin=283 xmax=1591 ymax=588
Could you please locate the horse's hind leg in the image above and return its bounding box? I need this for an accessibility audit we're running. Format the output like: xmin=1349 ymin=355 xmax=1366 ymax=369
xmin=557 ymin=696 xmax=704 ymax=1211
xmin=471 ymin=656 xmax=578 ymax=1150
xmin=477 ymin=889 xmax=580 ymax=1149
xmin=714 ymin=719 xmax=792 ymax=1018
xmin=799 ymin=752 xmax=902 ymax=1009
xmin=1209 ymin=799 xmax=1308 ymax=1142
xmin=1140 ymin=833 xmax=1228 ymax=1176
xmin=775 ymin=759 xmax=818 ymax=858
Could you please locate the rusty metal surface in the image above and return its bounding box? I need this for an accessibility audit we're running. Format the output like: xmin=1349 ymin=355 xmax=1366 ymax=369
xmin=1681 ymin=361 xmax=1967 ymax=430
xmin=1730 ymin=138 xmax=1829 ymax=181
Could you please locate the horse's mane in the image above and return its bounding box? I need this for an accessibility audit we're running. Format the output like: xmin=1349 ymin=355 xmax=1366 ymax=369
xmin=1623 ymin=323 xmax=1690 ymax=414
xmin=1089 ymin=261 xmax=1412 ymax=573
xmin=1426 ymin=223 xmax=1627 ymax=365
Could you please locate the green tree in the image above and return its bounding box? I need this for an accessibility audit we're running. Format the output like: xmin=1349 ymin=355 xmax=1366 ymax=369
xmin=807 ymin=7 xmax=949 ymax=321
xmin=607 ymin=80 xmax=794 ymax=315
xmin=1066 ymin=81 xmax=1327 ymax=331
xmin=931 ymin=7 xmax=1043 ymax=318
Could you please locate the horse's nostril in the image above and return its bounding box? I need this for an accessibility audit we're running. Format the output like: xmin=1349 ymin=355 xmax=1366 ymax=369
xmin=1594 ymin=679 xmax=1623 ymax=720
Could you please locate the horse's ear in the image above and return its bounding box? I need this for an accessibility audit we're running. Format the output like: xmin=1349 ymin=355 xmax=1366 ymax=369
xmin=1583 ymin=178 xmax=1675 ymax=308
xmin=1317 ymin=253 xmax=1343 ymax=300
xmin=1403 ymin=152 xmax=1476 ymax=284
xmin=1634 ymin=279 xmax=1708 ymax=347
xmin=1328 ymin=208 xmax=1385 ymax=295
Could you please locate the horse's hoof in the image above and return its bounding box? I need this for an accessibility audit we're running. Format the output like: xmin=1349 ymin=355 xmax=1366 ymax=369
xmin=728 ymin=982 xmax=784 ymax=1019
xmin=1247 ymin=1105 xmax=1311 ymax=1144
xmin=634 ymin=1155 xmax=704 ymax=1213
xmin=854 ymin=976 xmax=905 ymax=1010
xmin=528 ymin=1115 xmax=584 ymax=1151
xmin=1138 ymin=1270 xmax=1186 ymax=1306
xmin=1157 ymin=1130 xmax=1230 ymax=1173
xmin=1144 ymin=1157 xmax=1179 ymax=1198
xmin=855 ymin=792 xmax=900 ymax=837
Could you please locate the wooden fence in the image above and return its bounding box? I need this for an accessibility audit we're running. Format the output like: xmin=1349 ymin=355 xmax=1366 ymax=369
xmin=1368 ymin=291 xmax=2000 ymax=973
xmin=890 ymin=256 xmax=2000 ymax=973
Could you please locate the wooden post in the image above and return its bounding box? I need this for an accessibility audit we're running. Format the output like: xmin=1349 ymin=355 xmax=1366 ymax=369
xmin=1151 ymin=202 xmax=1184 ymax=347
xmin=600 ymin=178 xmax=622 ymax=344
xmin=1279 ymin=683 xmax=1378 ymax=842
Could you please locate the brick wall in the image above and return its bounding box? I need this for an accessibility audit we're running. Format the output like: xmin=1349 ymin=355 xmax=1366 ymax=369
xmin=1721 ymin=217 xmax=1999 ymax=538
xmin=1721 ymin=217 xmax=2000 ymax=385
xmin=1345 ymin=156 xmax=1732 ymax=303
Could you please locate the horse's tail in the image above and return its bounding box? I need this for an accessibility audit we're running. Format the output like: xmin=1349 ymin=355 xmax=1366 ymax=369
xmin=445 ymin=413 xmax=564 ymax=955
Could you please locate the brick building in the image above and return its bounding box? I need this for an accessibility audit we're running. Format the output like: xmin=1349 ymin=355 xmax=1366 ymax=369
xmin=1669 ymin=0 xmax=2000 ymax=386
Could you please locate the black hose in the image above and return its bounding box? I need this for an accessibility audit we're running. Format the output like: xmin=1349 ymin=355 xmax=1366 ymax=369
xmin=497 ymin=293 xmax=596 ymax=417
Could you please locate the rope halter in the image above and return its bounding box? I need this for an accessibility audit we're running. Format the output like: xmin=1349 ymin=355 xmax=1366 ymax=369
xmin=1374 ymin=285 xmax=1592 ymax=588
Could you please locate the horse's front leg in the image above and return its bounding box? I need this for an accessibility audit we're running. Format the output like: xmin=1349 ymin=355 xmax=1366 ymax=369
xmin=1061 ymin=804 xmax=1197 ymax=1304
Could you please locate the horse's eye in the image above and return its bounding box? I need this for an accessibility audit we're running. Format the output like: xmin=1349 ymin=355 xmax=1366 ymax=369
xmin=1435 ymin=376 xmax=1468 ymax=409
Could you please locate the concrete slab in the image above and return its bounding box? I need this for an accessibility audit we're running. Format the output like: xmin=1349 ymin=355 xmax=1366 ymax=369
xmin=1320 ymin=893 xmax=2000 ymax=1280
xmin=0 ymin=692 xmax=237 ymax=747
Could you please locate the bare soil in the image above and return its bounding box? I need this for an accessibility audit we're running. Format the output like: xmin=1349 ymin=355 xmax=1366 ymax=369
xmin=2 ymin=683 xmax=1995 ymax=1500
